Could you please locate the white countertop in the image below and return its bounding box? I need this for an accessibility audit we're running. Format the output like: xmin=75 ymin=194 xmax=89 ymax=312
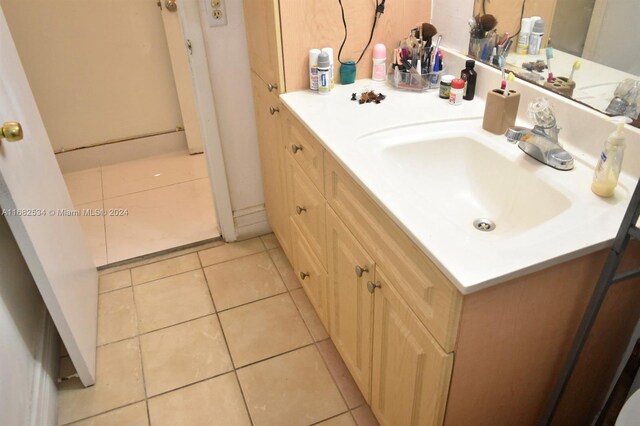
xmin=281 ymin=79 xmax=635 ymax=294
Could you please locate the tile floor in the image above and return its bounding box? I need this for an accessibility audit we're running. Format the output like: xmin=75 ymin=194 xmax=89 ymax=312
xmin=57 ymin=234 xmax=379 ymax=426
xmin=63 ymin=151 xmax=219 ymax=266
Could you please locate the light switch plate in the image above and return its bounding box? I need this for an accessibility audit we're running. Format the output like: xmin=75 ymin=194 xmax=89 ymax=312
xmin=204 ymin=0 xmax=227 ymax=27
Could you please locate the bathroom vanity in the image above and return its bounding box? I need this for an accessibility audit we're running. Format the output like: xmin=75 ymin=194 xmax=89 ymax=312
xmin=244 ymin=2 xmax=640 ymax=424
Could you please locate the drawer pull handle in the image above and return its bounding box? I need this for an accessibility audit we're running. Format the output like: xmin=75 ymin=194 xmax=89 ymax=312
xmin=296 ymin=206 xmax=307 ymax=215
xmin=291 ymin=144 xmax=303 ymax=154
xmin=269 ymin=106 xmax=279 ymax=115
xmin=355 ymin=265 xmax=369 ymax=277
xmin=268 ymin=83 xmax=278 ymax=92
xmin=300 ymin=271 xmax=310 ymax=280
xmin=367 ymin=281 xmax=381 ymax=294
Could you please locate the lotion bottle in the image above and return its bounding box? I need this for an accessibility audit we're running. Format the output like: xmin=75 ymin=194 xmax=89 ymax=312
xmin=317 ymin=51 xmax=331 ymax=95
xmin=591 ymin=116 xmax=633 ymax=197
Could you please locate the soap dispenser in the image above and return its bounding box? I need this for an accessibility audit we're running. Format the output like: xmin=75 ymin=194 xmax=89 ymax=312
xmin=591 ymin=116 xmax=633 ymax=197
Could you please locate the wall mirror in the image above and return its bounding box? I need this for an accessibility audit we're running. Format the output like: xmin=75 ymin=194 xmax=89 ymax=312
xmin=466 ymin=0 xmax=640 ymax=127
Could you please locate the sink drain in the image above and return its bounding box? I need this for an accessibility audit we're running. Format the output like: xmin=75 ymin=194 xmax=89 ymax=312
xmin=473 ymin=218 xmax=495 ymax=232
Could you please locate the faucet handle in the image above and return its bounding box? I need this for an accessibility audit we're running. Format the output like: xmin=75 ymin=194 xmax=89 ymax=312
xmin=505 ymin=127 xmax=524 ymax=144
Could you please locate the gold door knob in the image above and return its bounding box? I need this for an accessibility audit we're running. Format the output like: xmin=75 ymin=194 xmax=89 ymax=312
xmin=1 ymin=122 xmax=23 ymax=143
xmin=165 ymin=0 xmax=177 ymax=12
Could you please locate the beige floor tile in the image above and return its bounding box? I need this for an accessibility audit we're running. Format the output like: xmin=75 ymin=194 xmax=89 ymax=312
xmin=219 ymin=293 xmax=312 ymax=367
xmin=99 ymin=270 xmax=131 ymax=294
xmin=204 ymin=252 xmax=286 ymax=311
xmin=97 ymin=288 xmax=138 ymax=346
xmin=147 ymin=373 xmax=251 ymax=426
xmin=101 ymin=152 xmax=208 ymax=199
xmin=290 ymin=288 xmax=329 ymax=342
xmin=268 ymin=247 xmax=300 ymax=290
xmin=131 ymin=253 xmax=201 ymax=285
xmin=133 ymin=270 xmax=214 ymax=333
xmin=71 ymin=401 xmax=148 ymax=426
xmin=57 ymin=339 xmax=145 ymax=425
xmin=198 ymin=237 xmax=265 ymax=267
xmin=350 ymin=405 xmax=379 ymax=426
xmin=260 ymin=233 xmax=280 ymax=250
xmin=140 ymin=315 xmax=233 ymax=396
xmin=316 ymin=339 xmax=366 ymax=409
xmin=317 ymin=412 xmax=357 ymax=426
xmin=77 ymin=200 xmax=107 ymax=267
xmin=104 ymin=179 xmax=218 ymax=263
xmin=64 ymin=167 xmax=103 ymax=205
xmin=237 ymin=345 xmax=347 ymax=426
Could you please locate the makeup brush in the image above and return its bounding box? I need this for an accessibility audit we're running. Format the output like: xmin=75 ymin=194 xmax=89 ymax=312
xmin=421 ymin=23 xmax=438 ymax=46
xmin=568 ymin=60 xmax=582 ymax=84
xmin=479 ymin=14 xmax=498 ymax=33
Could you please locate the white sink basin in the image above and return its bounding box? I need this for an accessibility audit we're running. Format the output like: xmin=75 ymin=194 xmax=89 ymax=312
xmin=358 ymin=120 xmax=578 ymax=237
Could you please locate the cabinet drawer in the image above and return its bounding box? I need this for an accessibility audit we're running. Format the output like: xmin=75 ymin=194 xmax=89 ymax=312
xmin=324 ymin=153 xmax=462 ymax=352
xmin=290 ymin=219 xmax=329 ymax=331
xmin=281 ymin=106 xmax=325 ymax=194
xmin=286 ymin=151 xmax=326 ymax=267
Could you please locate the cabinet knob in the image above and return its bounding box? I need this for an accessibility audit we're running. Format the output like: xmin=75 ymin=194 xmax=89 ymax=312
xmin=355 ymin=265 xmax=369 ymax=277
xmin=268 ymin=83 xmax=278 ymax=92
xmin=295 ymin=205 xmax=307 ymax=215
xmin=299 ymin=271 xmax=310 ymax=280
xmin=269 ymin=106 xmax=279 ymax=115
xmin=291 ymin=144 xmax=303 ymax=154
xmin=367 ymin=281 xmax=381 ymax=294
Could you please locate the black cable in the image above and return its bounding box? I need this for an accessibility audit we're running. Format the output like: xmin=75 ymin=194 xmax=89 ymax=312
xmin=337 ymin=0 xmax=384 ymax=65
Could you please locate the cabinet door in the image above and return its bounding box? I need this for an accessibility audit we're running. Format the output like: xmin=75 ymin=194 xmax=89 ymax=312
xmin=371 ymin=268 xmax=453 ymax=426
xmin=250 ymin=71 xmax=290 ymax=256
xmin=290 ymin=219 xmax=329 ymax=331
xmin=326 ymin=206 xmax=374 ymax=400
xmin=243 ymin=0 xmax=283 ymax=92
xmin=286 ymin=152 xmax=326 ymax=267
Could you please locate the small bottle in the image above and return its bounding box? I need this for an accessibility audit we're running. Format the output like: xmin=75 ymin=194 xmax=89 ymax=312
xmin=449 ymin=79 xmax=465 ymax=106
xmin=309 ymin=49 xmax=321 ymax=91
xmin=439 ymin=75 xmax=454 ymax=99
xmin=372 ymin=43 xmax=386 ymax=81
xmin=460 ymin=60 xmax=477 ymax=100
xmin=528 ymin=18 xmax=545 ymax=55
xmin=317 ymin=51 xmax=331 ymax=95
xmin=591 ymin=116 xmax=633 ymax=197
xmin=321 ymin=47 xmax=334 ymax=89
xmin=516 ymin=18 xmax=532 ymax=54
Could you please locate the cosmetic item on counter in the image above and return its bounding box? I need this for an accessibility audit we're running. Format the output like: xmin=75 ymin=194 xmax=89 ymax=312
xmin=309 ymin=49 xmax=321 ymax=91
xmin=321 ymin=47 xmax=335 ymax=89
xmin=340 ymin=61 xmax=357 ymax=85
xmin=482 ymin=89 xmax=521 ymax=134
xmin=318 ymin=51 xmax=331 ymax=95
xmin=591 ymin=116 xmax=633 ymax=197
xmin=449 ymin=78 xmax=465 ymax=106
xmin=461 ymin=60 xmax=477 ymax=100
xmin=439 ymin=75 xmax=454 ymax=99
xmin=568 ymin=60 xmax=582 ymax=84
xmin=516 ymin=18 xmax=532 ymax=54
xmin=371 ymin=43 xmax=387 ymax=81
xmin=528 ymin=18 xmax=544 ymax=55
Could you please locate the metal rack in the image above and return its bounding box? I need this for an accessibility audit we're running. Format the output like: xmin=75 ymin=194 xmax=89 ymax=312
xmin=540 ymin=178 xmax=640 ymax=425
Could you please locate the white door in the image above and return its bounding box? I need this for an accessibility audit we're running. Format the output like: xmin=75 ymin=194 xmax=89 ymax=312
xmin=0 ymin=6 xmax=98 ymax=386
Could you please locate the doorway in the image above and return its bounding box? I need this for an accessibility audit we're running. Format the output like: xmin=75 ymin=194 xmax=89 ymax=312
xmin=1 ymin=0 xmax=222 ymax=266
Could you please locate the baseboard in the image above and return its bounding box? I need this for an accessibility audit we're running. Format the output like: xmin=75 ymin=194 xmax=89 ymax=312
xmin=30 ymin=313 xmax=59 ymax=426
xmin=233 ymin=204 xmax=272 ymax=240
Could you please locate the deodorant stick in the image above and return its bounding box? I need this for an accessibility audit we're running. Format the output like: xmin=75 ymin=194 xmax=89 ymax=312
xmin=309 ymin=49 xmax=321 ymax=91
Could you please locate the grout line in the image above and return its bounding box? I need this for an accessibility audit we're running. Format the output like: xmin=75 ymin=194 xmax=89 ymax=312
xmin=215 ymin=289 xmax=289 ymax=315
xmin=308 ymin=410 xmax=352 ymax=426
xmin=61 ymin=399 xmax=147 ymax=426
xmin=101 ymin=176 xmax=211 ymax=202
xmin=234 ymin=342 xmax=317 ymax=371
xmin=130 ymin=264 xmax=204 ymax=287
xmin=199 ymin=247 xmax=268 ymax=270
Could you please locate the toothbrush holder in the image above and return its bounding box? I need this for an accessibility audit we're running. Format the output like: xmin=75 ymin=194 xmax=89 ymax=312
xmin=482 ymin=89 xmax=521 ymax=135
xmin=544 ymin=76 xmax=576 ymax=97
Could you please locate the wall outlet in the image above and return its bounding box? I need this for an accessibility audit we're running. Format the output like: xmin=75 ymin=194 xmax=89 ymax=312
xmin=204 ymin=0 xmax=227 ymax=27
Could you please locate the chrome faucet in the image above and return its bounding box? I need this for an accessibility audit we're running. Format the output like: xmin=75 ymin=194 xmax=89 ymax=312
xmin=505 ymin=98 xmax=574 ymax=171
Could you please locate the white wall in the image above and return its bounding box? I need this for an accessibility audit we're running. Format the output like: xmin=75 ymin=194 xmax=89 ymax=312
xmin=431 ymin=0 xmax=474 ymax=55
xmin=0 ymin=0 xmax=184 ymax=152
xmin=197 ymin=1 xmax=266 ymax=234
xmin=0 ymin=214 xmax=57 ymax=425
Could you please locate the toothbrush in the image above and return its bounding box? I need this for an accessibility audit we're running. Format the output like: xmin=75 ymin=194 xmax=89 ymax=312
xmin=546 ymin=47 xmax=554 ymax=82
xmin=505 ymin=72 xmax=515 ymax=95
xmin=568 ymin=60 xmax=582 ymax=84
xmin=431 ymin=35 xmax=442 ymax=65
xmin=499 ymin=56 xmax=506 ymax=89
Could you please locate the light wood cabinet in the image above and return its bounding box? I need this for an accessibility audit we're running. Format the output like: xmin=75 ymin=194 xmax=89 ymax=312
xmin=281 ymin=109 xmax=325 ymax=194
xmin=243 ymin=0 xmax=284 ymax=92
xmin=286 ymin=151 xmax=326 ymax=267
xmin=326 ymin=206 xmax=375 ymax=400
xmin=290 ymin=219 xmax=329 ymax=331
xmin=371 ymin=268 xmax=453 ymax=426
xmin=250 ymin=71 xmax=290 ymax=256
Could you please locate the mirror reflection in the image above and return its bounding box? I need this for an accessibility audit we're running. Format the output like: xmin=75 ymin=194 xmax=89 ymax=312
xmin=467 ymin=0 xmax=640 ymax=127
